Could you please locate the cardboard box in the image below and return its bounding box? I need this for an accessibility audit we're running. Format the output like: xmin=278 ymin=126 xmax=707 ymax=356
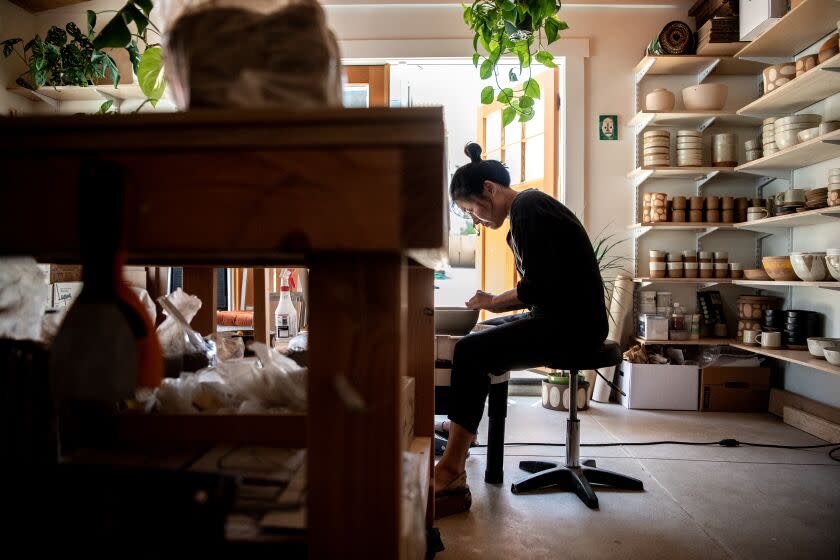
xmin=53 ymin=282 xmax=83 ymax=309
xmin=619 ymin=361 xmax=699 ymax=410
xmin=40 ymin=264 xmax=82 ymax=284
xmin=700 ymin=366 xmax=770 ymax=412
xmin=401 ymin=376 xmax=415 ymax=448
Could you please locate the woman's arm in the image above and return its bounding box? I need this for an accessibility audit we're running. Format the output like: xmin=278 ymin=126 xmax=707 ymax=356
xmin=466 ymin=289 xmax=525 ymax=313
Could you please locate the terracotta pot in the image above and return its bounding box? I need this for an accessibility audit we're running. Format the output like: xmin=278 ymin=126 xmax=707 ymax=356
xmin=682 ymin=83 xmax=728 ymax=110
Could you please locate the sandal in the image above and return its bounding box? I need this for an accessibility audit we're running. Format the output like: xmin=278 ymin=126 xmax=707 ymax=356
xmin=434 ymin=472 xmax=472 ymax=519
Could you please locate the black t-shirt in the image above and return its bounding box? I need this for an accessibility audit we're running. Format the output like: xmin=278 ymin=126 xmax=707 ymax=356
xmin=507 ymin=189 xmax=608 ymax=342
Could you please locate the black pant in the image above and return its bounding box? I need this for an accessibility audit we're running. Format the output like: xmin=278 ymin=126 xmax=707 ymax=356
xmin=448 ymin=312 xmax=600 ymax=435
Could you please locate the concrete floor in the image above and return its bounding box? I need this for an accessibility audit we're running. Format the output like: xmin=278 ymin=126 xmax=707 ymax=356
xmin=435 ymin=398 xmax=840 ymax=560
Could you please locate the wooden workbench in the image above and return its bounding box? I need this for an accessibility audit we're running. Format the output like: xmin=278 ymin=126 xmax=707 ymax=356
xmin=0 ymin=107 xmax=445 ymax=557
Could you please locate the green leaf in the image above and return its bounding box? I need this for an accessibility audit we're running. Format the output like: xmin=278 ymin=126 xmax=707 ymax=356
xmin=524 ymin=78 xmax=540 ymax=99
xmin=102 ymin=53 xmax=121 ymax=87
xmin=86 ymin=10 xmax=97 ymax=36
xmin=479 ymin=58 xmax=493 ymax=80
xmin=123 ymin=4 xmax=148 ymax=36
xmin=137 ymin=45 xmax=165 ymax=106
xmin=98 ymin=99 xmax=113 ymax=114
xmin=497 ymin=87 xmax=514 ymax=104
xmin=34 ymin=57 xmax=47 ymax=71
xmin=514 ymin=42 xmax=530 ymax=69
xmin=34 ymin=68 xmax=47 ymax=88
xmin=519 ymin=95 xmax=534 ymax=109
xmin=473 ymin=34 xmax=479 ymax=53
xmin=2 ymin=38 xmax=22 ymax=58
xmin=92 ymin=14 xmax=131 ymax=49
xmin=519 ymin=107 xmax=536 ymax=123
xmin=553 ymin=17 xmax=569 ymax=31
xmin=134 ymin=0 xmax=153 ymax=16
xmin=66 ymin=22 xmax=84 ymax=43
xmin=508 ymin=68 xmax=517 ymax=82
xmin=502 ymin=106 xmax=516 ymax=127
xmin=46 ymin=26 xmax=67 ymax=47
xmin=480 ymin=85 xmax=495 ymax=104
xmin=127 ymin=41 xmax=140 ymax=74
xmin=535 ymin=50 xmax=556 ymax=67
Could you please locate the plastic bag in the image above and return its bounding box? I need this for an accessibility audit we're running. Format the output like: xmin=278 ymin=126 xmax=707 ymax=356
xmin=216 ymin=342 xmax=307 ymax=411
xmin=160 ymin=0 xmax=342 ymax=110
xmin=206 ymin=332 xmax=245 ymax=362
xmin=156 ymin=288 xmax=217 ymax=377
xmin=285 ymin=330 xmax=308 ymax=367
xmin=131 ymin=287 xmax=157 ymax=325
xmin=0 ymin=257 xmax=48 ymax=341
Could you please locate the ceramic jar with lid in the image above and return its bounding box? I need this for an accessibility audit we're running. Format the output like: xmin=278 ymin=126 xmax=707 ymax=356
xmin=645 ymin=88 xmax=675 ymax=111
xmin=712 ymin=133 xmax=738 ymax=167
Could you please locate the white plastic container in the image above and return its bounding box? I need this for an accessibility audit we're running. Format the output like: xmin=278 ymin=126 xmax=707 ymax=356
xmin=274 ymin=269 xmax=298 ymax=342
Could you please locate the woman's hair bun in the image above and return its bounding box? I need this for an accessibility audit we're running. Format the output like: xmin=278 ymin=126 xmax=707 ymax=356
xmin=464 ymin=142 xmax=483 ymax=164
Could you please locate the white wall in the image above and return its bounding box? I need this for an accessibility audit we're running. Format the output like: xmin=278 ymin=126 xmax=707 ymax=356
xmin=0 ymin=1 xmax=34 ymax=114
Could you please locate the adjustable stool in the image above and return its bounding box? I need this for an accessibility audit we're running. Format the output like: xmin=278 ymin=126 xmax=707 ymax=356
xmin=511 ymin=340 xmax=644 ymax=508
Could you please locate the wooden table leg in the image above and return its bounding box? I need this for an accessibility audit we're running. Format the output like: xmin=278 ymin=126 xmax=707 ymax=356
xmin=407 ymin=264 xmax=435 ymax=525
xmin=253 ymin=268 xmax=272 ymax=345
xmin=182 ymin=267 xmax=216 ymax=336
xmin=308 ymin=253 xmax=405 ymax=559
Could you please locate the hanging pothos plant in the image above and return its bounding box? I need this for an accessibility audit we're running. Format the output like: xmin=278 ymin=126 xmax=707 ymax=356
xmin=92 ymin=1 xmax=166 ymax=109
xmin=463 ymin=0 xmax=568 ymax=124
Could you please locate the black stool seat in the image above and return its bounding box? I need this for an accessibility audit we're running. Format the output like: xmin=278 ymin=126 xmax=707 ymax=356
xmin=509 ymin=340 xmax=644 ymax=509
xmin=545 ymin=340 xmax=622 ymax=372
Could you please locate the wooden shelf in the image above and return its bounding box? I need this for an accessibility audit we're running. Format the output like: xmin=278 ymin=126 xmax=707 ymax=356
xmin=9 ymin=0 xmax=87 ymax=13
xmin=10 ymin=86 xmax=106 ymax=102
xmin=627 ymin=222 xmax=740 ymax=237
xmin=735 ymin=0 xmax=840 ymax=59
xmin=730 ymin=342 xmax=840 ymax=376
xmin=735 ymin=129 xmax=840 ymax=178
xmin=733 ymin=279 xmax=840 ymax=290
xmin=634 ymin=277 xmax=732 ymax=286
xmin=629 ymin=111 xmax=761 ymax=130
xmin=634 ymin=55 xmax=768 ymax=82
xmin=634 ymin=336 xmax=736 ymax=346
xmin=737 ymin=53 xmax=840 ymax=117
xmin=627 ymin=166 xmax=743 ymax=187
xmin=733 ymin=206 xmax=840 ymax=231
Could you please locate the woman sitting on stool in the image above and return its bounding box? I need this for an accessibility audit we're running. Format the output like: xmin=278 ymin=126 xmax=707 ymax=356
xmin=434 ymin=142 xmax=608 ymax=517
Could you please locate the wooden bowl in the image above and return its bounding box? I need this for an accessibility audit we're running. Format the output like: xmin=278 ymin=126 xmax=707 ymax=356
xmin=743 ymin=268 xmax=771 ymax=281
xmin=762 ymin=256 xmax=799 ymax=281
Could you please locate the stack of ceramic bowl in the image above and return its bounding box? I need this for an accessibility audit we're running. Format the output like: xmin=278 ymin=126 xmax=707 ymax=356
xmin=826 ymin=248 xmax=840 ymax=281
xmin=744 ymin=138 xmax=762 ymax=162
xmin=805 ymin=187 xmax=828 ymax=210
xmin=774 ymin=114 xmax=822 ymax=150
xmin=676 ymin=130 xmax=702 ymax=167
xmin=830 ymin=169 xmax=840 ymax=207
xmin=790 ymin=252 xmax=830 ymax=281
xmin=762 ymin=118 xmax=778 ymax=156
xmin=643 ymin=131 xmax=670 ymax=167
xmin=712 ymin=133 xmax=737 ymax=167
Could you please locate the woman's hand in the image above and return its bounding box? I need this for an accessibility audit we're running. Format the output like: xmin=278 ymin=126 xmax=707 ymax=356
xmin=466 ymin=290 xmax=496 ymax=311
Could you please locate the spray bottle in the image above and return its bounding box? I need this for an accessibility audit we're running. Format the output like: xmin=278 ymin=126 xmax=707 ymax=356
xmin=275 ymin=269 xmax=298 ymax=343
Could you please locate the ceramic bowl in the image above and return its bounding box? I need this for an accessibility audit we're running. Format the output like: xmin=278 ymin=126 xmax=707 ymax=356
xmin=435 ymin=307 xmax=479 ymax=336
xmin=820 ymin=122 xmax=840 ymax=135
xmin=744 ymin=268 xmax=772 ymax=281
xmin=762 ymin=256 xmax=799 ymax=281
xmin=824 ymin=346 xmax=840 ymax=366
xmin=775 ymin=114 xmax=821 ymax=127
xmin=825 ymin=254 xmax=840 ymax=281
xmin=798 ymin=127 xmax=820 ymax=143
xmin=790 ymin=252 xmax=829 ymax=281
xmin=646 ymin=88 xmax=675 ymax=111
xmin=775 ymin=130 xmax=801 ymax=150
xmin=682 ymin=83 xmax=728 ymax=111
xmin=807 ymin=337 xmax=840 ymax=358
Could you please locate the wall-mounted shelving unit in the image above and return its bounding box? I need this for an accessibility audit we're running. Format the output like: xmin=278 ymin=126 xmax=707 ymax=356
xmin=733 ymin=280 xmax=840 ymax=291
xmin=633 ymin=277 xmax=732 ymax=288
xmin=733 ymin=206 xmax=840 ymax=232
xmin=634 ymin=55 xmax=768 ymax=83
xmin=627 ymin=222 xmax=741 ymax=238
xmin=8 ymin=84 xmax=148 ymax=111
xmin=735 ymin=0 xmax=840 ymax=59
xmin=634 ymin=336 xmax=736 ymax=346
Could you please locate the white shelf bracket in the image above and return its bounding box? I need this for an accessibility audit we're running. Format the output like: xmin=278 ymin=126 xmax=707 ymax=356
xmin=633 ymin=170 xmax=654 ymax=189
xmin=698 ymin=227 xmax=722 ymax=240
xmin=756 ymin=176 xmax=776 ymax=196
xmin=697 ymin=170 xmax=720 ymax=191
xmin=698 ymin=117 xmax=716 ymax=132
xmin=635 ymin=58 xmax=656 ymax=84
xmin=633 ymin=226 xmax=653 ymax=238
xmin=633 ymin=113 xmax=655 ymax=136
xmin=95 ymin=89 xmax=122 ymax=112
xmin=30 ymin=90 xmax=59 ymax=111
xmin=697 ymin=59 xmax=720 ymax=84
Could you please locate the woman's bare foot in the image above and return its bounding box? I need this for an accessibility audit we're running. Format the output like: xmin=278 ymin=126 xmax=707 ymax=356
xmin=434 ymin=462 xmax=465 ymax=493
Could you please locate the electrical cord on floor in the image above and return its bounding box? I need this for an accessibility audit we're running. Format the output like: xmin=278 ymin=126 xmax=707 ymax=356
xmin=471 ymin=439 xmax=840 ymax=463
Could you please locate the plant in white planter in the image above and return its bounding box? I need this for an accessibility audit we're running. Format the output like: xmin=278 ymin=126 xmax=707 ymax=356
xmin=542 ymin=370 xmax=589 ymax=411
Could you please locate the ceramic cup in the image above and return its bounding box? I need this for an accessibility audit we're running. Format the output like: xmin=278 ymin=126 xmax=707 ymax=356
xmin=747 ymin=207 xmax=769 ymax=221
xmin=743 ymin=329 xmax=760 ymax=345
xmin=755 ymin=331 xmax=782 ymax=349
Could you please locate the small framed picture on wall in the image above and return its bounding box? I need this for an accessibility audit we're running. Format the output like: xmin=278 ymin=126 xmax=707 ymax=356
xmin=599 ymin=115 xmax=618 ymax=141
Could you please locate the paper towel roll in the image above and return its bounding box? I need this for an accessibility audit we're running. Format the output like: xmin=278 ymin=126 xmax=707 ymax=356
xmin=593 ymin=275 xmax=633 ymax=402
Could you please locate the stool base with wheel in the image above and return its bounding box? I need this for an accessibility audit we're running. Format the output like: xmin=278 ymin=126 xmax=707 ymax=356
xmin=511 ymin=341 xmax=644 ymax=509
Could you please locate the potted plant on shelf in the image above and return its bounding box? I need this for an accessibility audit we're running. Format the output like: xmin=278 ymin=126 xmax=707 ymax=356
xmin=462 ymin=0 xmax=568 ymax=125
xmin=1 ymin=2 xmax=166 ymax=111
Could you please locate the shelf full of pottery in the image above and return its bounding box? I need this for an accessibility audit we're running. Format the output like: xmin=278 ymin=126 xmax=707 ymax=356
xmin=640 ymin=193 xmax=753 ymax=225
xmin=641 ymin=129 xmax=743 ymax=169
xmin=648 ymin=250 xmax=742 ymax=280
xmin=636 ymin=83 xmax=759 ymax=129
